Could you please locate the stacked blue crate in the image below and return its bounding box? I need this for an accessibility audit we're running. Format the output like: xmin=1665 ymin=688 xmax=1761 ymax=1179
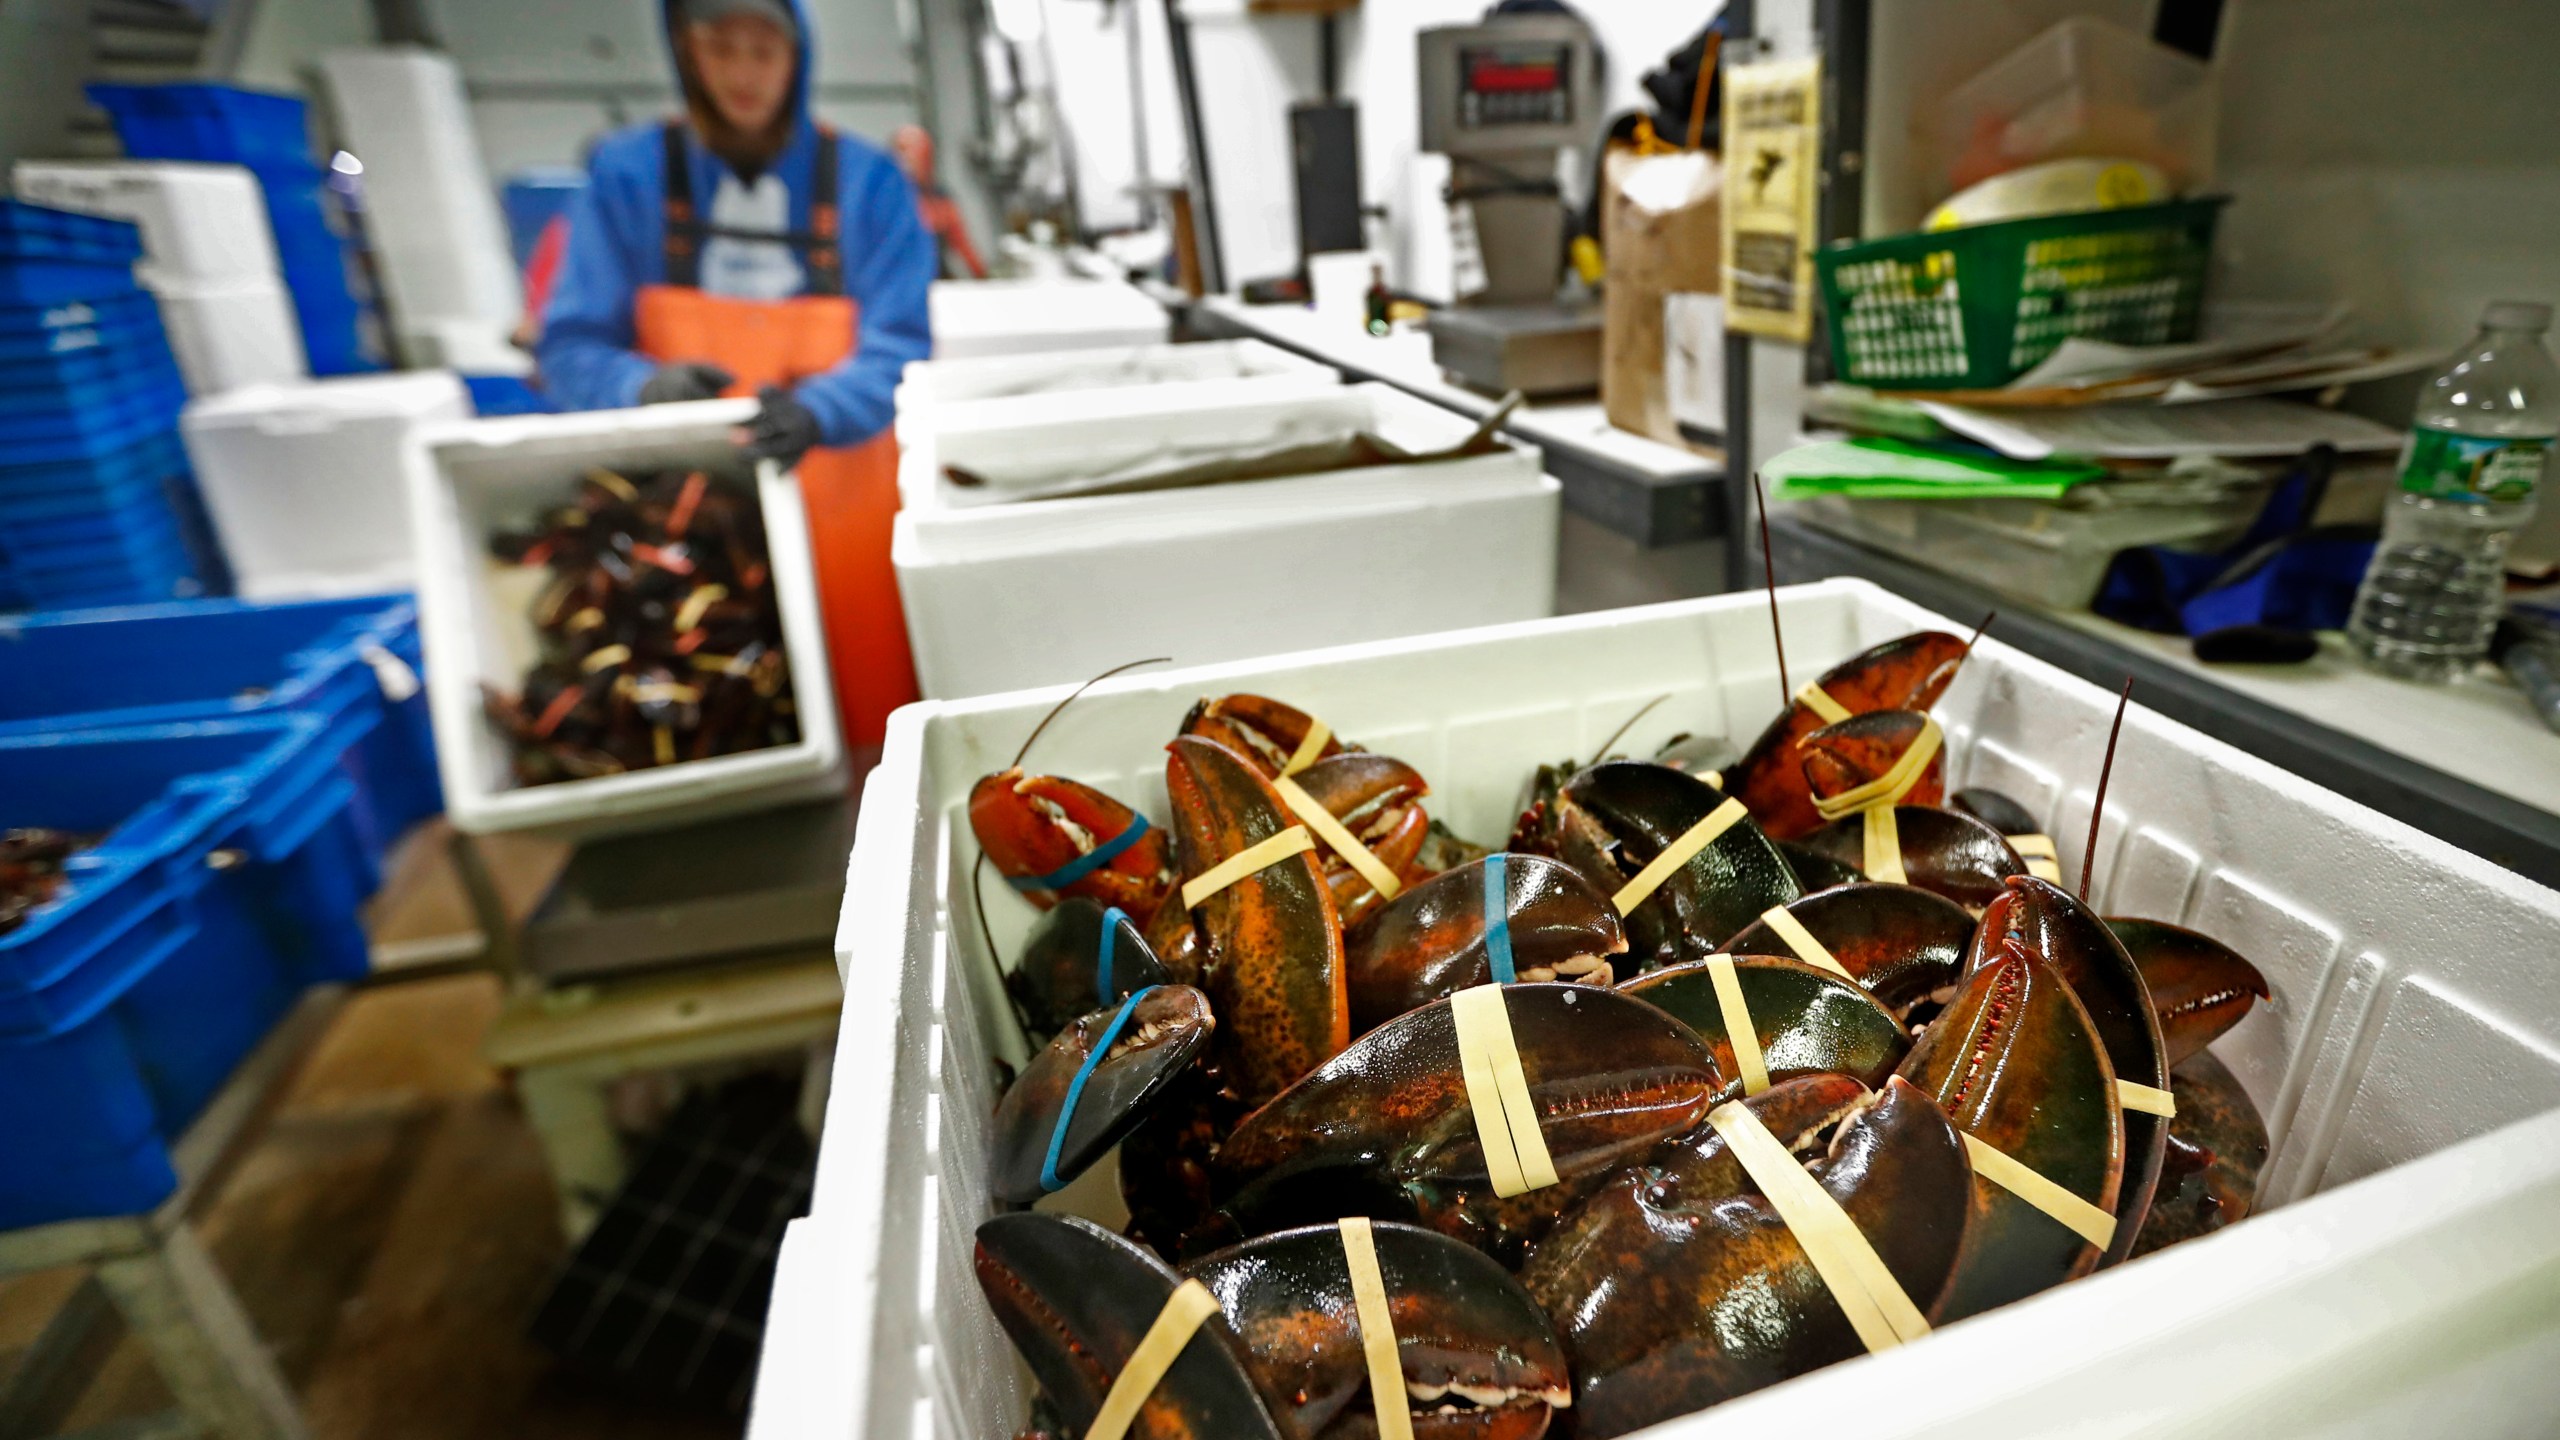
xmin=0 ymin=204 xmax=208 ymax=611
xmin=87 ymin=82 xmax=377 ymax=376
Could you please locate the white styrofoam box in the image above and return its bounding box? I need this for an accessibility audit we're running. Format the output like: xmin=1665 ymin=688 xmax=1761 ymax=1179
xmin=12 ymin=161 xmax=281 ymax=285
xmin=319 ymin=48 xmax=523 ymax=348
xmin=927 ymin=277 xmax=1170 ymax=360
xmin=404 ymin=401 xmax=844 ymax=838
xmin=1666 ymin=291 xmax=1727 ymax=435
xmin=891 ymin=384 xmax=1558 ymax=698
xmin=892 ymin=338 xmax=1338 ymax=444
xmin=148 ymin=275 xmax=309 ymax=393
xmin=749 ymin=579 xmax=2560 ymax=1440
xmin=180 ymin=372 xmax=470 ymax=599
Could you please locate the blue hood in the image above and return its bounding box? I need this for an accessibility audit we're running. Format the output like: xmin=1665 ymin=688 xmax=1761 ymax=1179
xmin=661 ymin=0 xmax=814 ymax=148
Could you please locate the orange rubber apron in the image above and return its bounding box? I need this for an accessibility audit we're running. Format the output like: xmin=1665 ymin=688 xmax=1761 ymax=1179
xmin=632 ymin=121 xmax=916 ymax=755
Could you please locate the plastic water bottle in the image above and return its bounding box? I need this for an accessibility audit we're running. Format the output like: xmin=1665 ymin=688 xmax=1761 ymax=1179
xmin=2348 ymin=301 xmax=2560 ymax=681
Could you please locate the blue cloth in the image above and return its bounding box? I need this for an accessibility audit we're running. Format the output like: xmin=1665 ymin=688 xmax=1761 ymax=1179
xmin=2093 ymin=464 xmax=2376 ymax=643
xmin=535 ymin=0 xmax=934 ymax=447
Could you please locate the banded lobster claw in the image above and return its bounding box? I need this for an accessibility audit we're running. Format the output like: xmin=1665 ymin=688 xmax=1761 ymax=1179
xmin=1721 ymin=632 xmax=1969 ymax=841
xmin=1526 ymin=761 xmax=1799 ymax=969
xmin=1182 ymin=1221 xmax=1573 ymax=1440
xmin=1800 ymin=710 xmax=1946 ymax=816
xmin=1948 ymin=786 xmax=2039 ymax=838
xmin=1345 ymin=854 xmax=1626 ymax=1033
xmin=1795 ymin=805 xmax=2027 ymax=911
xmin=1517 ymin=1075 xmax=1972 ymax=1438
xmin=1288 ymin=751 xmax=1435 ymax=932
xmin=971 ymin=768 xmax=1176 ymax=917
xmin=1184 ymin=694 xmax=1347 ymax=777
xmin=2131 ymin=1049 xmax=2267 ymax=1257
xmin=1896 ymin=937 xmax=2123 ymax=1320
xmin=1011 ymin=897 xmax=1178 ymax=1039
xmin=976 ymin=1213 xmax=1285 ymax=1440
xmin=2104 ymin=917 xmax=2272 ymax=1067
xmin=989 ymin=984 xmax=1214 ymax=1205
xmin=1213 ymin=984 xmax=1726 ymax=1263
xmin=1715 ymin=882 xmax=1976 ymax=1016
xmin=1619 ymin=956 xmax=1908 ymax=1099
xmin=1166 ymin=736 xmax=1348 ymax=1107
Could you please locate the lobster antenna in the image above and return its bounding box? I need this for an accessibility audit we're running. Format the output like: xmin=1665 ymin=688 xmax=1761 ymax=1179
xmin=1965 ymin=609 xmax=1998 ymax=656
xmin=1594 ymin=694 xmax=1671 ymax=763
xmin=2082 ymin=676 xmax=2134 ymax=903
xmin=968 ymin=852 xmax=1040 ymax=1044
xmin=1755 ymin=471 xmax=1790 ymax=704
xmin=1011 ymin=656 xmax=1171 ymax=769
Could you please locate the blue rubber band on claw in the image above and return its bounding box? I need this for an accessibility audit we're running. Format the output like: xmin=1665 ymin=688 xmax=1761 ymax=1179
xmin=1041 ymin=985 xmax=1155 ymax=1194
xmin=1484 ymin=853 xmax=1516 ymax=984
xmin=1007 ymin=813 xmax=1152 ymax=894
xmin=1096 ymin=907 xmax=1127 ymax=1006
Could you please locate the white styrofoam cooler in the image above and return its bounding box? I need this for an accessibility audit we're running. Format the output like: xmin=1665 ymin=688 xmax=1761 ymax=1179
xmin=926 ymin=278 xmax=1170 ymax=360
xmin=181 ymin=371 xmax=470 ymax=598
xmin=151 ymin=275 xmax=309 ymax=393
xmin=892 ymin=383 xmax=1561 ymax=698
xmin=404 ymin=400 xmax=844 ymax=838
xmin=891 ymin=338 xmax=1339 ymax=444
xmin=11 ymin=161 xmax=281 ymax=285
xmin=752 ymin=580 xmax=2560 ymax=1440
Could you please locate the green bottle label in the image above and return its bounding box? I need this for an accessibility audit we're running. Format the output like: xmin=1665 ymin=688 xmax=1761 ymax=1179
xmin=2399 ymin=425 xmax=2553 ymax=502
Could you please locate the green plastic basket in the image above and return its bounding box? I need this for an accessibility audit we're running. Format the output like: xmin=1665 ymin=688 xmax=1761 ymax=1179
xmin=1815 ymin=198 xmax=2227 ymax=391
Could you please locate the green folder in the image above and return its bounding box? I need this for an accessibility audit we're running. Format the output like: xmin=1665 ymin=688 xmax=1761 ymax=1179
xmin=1764 ymin=437 xmax=2105 ymax=500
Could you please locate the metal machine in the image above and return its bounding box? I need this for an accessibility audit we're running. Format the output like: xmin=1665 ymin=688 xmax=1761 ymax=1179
xmin=1418 ymin=13 xmax=1604 ymax=396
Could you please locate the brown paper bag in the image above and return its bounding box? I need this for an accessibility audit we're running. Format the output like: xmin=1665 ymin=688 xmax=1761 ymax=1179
xmin=1603 ymin=148 xmax=1723 ymax=442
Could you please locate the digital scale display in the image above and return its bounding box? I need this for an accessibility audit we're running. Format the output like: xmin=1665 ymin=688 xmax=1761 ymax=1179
xmin=1456 ymin=43 xmax=1574 ymax=129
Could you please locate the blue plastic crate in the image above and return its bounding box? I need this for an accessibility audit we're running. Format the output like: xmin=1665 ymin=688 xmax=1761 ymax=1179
xmin=3 ymin=499 xmax=184 ymax=552
xmin=0 ymin=202 xmax=145 ymax=265
xmin=0 ymin=711 xmax=380 ymax=1228
xmin=0 ymin=430 xmax=189 ymax=505
xmin=463 ymin=373 xmax=554 ymax=415
xmin=502 ymin=169 xmax=586 ymax=268
xmin=0 ymin=394 xmax=183 ymax=466
xmin=0 ymin=596 xmax=441 ymax=844
xmin=0 ymin=513 xmax=192 ymax=582
xmin=86 ymin=83 xmax=312 ymax=169
xmin=0 ymin=292 xmax=155 ymax=335
xmin=0 ymin=256 xmax=144 ymax=307
xmin=0 ymin=354 xmax=186 ymax=419
xmin=0 ymin=328 xmax=178 ymax=391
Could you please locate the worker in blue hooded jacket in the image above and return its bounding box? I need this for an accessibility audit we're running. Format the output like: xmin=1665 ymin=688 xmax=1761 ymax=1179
xmin=538 ymin=0 xmax=933 ymax=747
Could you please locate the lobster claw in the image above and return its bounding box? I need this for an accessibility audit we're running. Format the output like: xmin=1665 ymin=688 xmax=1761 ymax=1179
xmin=1619 ymin=956 xmax=1909 ymax=1099
xmin=1345 ymin=854 xmax=1626 ymax=1033
xmin=1794 ymin=805 xmax=2027 ymax=911
xmin=1896 ymin=937 xmax=2123 ymax=1320
xmin=1010 ymin=898 xmax=1176 ymax=1040
xmin=975 ymin=1213 xmax=1285 ymax=1440
xmin=1948 ymin=786 xmax=2040 ymax=837
xmin=1214 ymin=983 xmax=1726 ymax=1263
xmin=1166 ymin=736 xmax=1348 ymax=1107
xmin=1714 ymin=882 xmax=1976 ymax=1016
xmin=989 ymin=984 xmax=1215 ymax=1206
xmin=1517 ymin=1075 xmax=1972 ymax=1438
xmin=1182 ymin=1221 xmax=1573 ymax=1440
xmin=1800 ymin=710 xmax=1945 ymax=815
xmin=2104 ymin=917 xmax=2273 ymax=1067
xmin=1184 ymin=694 xmax=1346 ymax=777
xmin=1546 ymin=761 xmax=1800 ymax=967
xmin=1288 ymin=751 xmax=1436 ymax=932
xmin=2130 ymin=1049 xmax=2267 ymax=1257
xmin=1722 ymin=632 xmax=1970 ymax=841
xmin=970 ymin=767 xmax=1177 ymax=916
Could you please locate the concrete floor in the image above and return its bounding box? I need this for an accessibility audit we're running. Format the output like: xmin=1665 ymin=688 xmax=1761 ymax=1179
xmin=0 ymin=973 xmax=743 ymax=1440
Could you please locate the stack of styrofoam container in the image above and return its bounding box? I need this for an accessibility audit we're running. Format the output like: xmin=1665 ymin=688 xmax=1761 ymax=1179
xmin=403 ymin=400 xmax=844 ymax=839
xmin=317 ymin=49 xmax=524 ymax=370
xmin=891 ymin=381 xmax=1561 ymax=698
xmin=891 ymin=338 xmax=1339 ymax=444
xmin=745 ymin=579 xmax=2560 ymax=1439
xmin=180 ymin=371 xmax=470 ymax=598
xmin=926 ymin=277 xmax=1171 ymax=360
xmin=14 ymin=160 xmax=311 ymax=394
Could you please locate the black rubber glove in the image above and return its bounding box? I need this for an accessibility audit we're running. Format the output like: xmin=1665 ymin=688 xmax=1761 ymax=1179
xmin=738 ymin=385 xmax=824 ymax=470
xmin=637 ymin=361 xmax=734 ymax=405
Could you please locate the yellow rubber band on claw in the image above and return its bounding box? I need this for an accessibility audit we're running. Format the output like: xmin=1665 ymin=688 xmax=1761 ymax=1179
xmin=1083 ymin=1279 xmax=1222 ymax=1440
xmin=1810 ymin=718 xmax=1944 ymax=823
xmin=1338 ymin=1219 xmax=1415 ymax=1440
xmin=2117 ymin=1079 xmax=2177 ymax=1117
xmin=1706 ymin=956 xmax=1770 ymax=1095
xmin=1962 ymin=1132 xmax=2118 ymax=1250
xmin=2009 ymin=832 xmax=2064 ymax=884
xmin=1451 ymin=985 xmax=1558 ymax=1198
xmin=1273 ymin=775 xmax=1403 ymax=902
xmin=1280 ymin=720 xmax=1332 ymax=777
xmin=1862 ymin=806 xmax=1909 ymax=886
xmin=1707 ymin=1101 xmax=1930 ymax=1352
xmin=1757 ymin=904 xmax=1855 ymax=981
xmin=1180 ymin=827 xmax=1317 ymax=910
xmin=1796 ymin=680 xmax=1854 ymax=726
xmin=1613 ymin=798 xmax=1750 ymax=915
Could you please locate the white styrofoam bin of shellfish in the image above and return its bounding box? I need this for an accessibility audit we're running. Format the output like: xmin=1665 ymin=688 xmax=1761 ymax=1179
xmin=403 ymin=400 xmax=844 ymax=839
xmin=748 ymin=578 xmax=2560 ymax=1440
xmin=927 ymin=277 xmax=1171 ymax=361
xmin=891 ymin=383 xmax=1560 ymax=699
xmin=892 ymin=339 xmax=1340 ymax=445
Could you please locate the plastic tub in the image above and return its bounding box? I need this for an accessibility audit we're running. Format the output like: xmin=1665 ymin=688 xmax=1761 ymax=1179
xmin=86 ymin=83 xmax=313 ymax=169
xmin=11 ymin=162 xmax=283 ymax=285
xmin=748 ymin=578 xmax=2560 ymax=1440
xmin=1789 ymin=485 xmax=2265 ymax=608
xmin=403 ymin=400 xmax=844 ymax=839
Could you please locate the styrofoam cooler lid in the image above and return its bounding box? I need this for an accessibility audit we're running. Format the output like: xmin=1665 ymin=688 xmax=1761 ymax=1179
xmin=183 ymin=369 xmax=468 ymax=429
xmin=11 ymin=160 xmax=282 ymax=285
